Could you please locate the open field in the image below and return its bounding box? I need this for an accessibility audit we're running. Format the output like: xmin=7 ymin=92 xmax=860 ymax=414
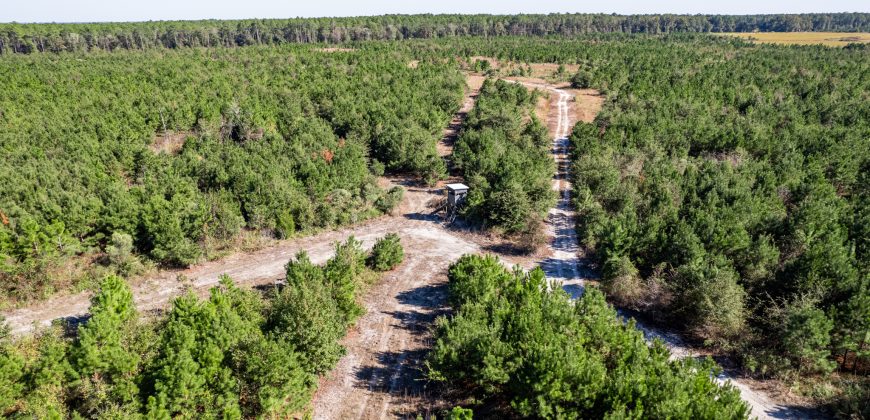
xmin=722 ymin=31 xmax=870 ymax=46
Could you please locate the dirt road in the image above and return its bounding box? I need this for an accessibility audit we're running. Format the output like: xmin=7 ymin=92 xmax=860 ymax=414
xmin=515 ymin=80 xmax=811 ymax=420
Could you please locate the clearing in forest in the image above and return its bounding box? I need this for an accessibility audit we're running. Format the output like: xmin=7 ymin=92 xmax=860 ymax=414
xmin=721 ymin=31 xmax=870 ymax=46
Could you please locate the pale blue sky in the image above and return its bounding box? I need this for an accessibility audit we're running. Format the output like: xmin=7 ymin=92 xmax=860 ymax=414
xmin=3 ymin=0 xmax=868 ymax=24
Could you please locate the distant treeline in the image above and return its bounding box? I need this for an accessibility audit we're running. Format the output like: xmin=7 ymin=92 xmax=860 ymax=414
xmin=2 ymin=13 xmax=869 ymax=54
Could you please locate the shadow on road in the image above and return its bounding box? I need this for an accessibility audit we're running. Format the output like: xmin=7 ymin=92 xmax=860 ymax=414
xmin=353 ymin=281 xmax=451 ymax=400
xmin=354 ymin=349 xmax=429 ymax=394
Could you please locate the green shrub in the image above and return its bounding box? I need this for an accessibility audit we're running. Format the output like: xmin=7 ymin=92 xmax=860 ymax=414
xmin=367 ymin=233 xmax=404 ymax=271
xmin=447 ymin=406 xmax=474 ymax=420
xmin=272 ymin=252 xmax=346 ymax=375
xmin=375 ymin=186 xmax=405 ymax=213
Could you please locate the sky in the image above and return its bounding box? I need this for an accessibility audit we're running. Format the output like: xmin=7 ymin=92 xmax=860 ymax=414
xmin=2 ymin=0 xmax=869 ymax=24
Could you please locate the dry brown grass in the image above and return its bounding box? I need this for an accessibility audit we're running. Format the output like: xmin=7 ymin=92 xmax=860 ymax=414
xmin=721 ymin=32 xmax=870 ymax=47
xmin=466 ymin=56 xmax=578 ymax=82
xmin=566 ymin=88 xmax=605 ymax=124
xmin=150 ymin=130 xmax=193 ymax=155
xmin=465 ymin=74 xmax=486 ymax=92
xmin=314 ymin=47 xmax=357 ymax=53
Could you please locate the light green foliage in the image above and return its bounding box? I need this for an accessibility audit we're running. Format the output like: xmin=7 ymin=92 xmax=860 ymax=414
xmin=71 ymin=275 xmax=141 ymax=413
xmin=367 ymin=233 xmax=404 ymax=271
xmin=105 ymin=231 xmax=145 ymax=277
xmin=448 ymin=406 xmax=474 ymax=420
xmin=453 ymin=79 xmax=554 ymax=233
xmin=429 ymin=254 xmax=750 ymax=419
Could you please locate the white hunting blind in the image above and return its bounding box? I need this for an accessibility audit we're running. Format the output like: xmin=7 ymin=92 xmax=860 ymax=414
xmin=445 ymin=183 xmax=469 ymax=218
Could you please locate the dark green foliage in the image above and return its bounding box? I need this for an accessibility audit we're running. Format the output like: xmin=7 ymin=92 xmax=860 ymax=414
xmin=367 ymin=233 xmax=404 ymax=271
xmin=533 ymin=34 xmax=870 ymax=378
xmin=429 ymin=254 xmax=750 ymax=419
xmin=453 ymin=79 xmax=554 ymax=233
xmin=781 ymin=303 xmax=836 ymax=374
xmin=0 ymin=316 xmax=24 ymax=414
xmin=324 ymin=237 xmax=367 ymax=324
xmin=0 ymin=235 xmax=383 ymax=417
xmin=0 ymin=45 xmax=462 ymax=300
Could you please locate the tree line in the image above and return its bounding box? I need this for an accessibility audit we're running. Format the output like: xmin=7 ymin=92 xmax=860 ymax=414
xmin=0 ymin=45 xmax=462 ymax=303
xmin=427 ymin=254 xmax=750 ymax=418
xmin=0 ymin=234 xmax=403 ymax=418
xmin=2 ymin=13 xmax=869 ymax=54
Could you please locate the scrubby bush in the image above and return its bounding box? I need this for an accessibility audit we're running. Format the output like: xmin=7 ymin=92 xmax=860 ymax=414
xmin=106 ymin=232 xmax=145 ymax=277
xmin=375 ymin=186 xmax=405 ymax=213
xmin=367 ymin=233 xmax=404 ymax=271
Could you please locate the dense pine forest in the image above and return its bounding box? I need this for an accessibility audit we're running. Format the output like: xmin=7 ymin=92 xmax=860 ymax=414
xmin=0 ymin=12 xmax=868 ymax=419
xmin=448 ymin=35 xmax=869 ymax=413
xmin=1 ymin=13 xmax=869 ymax=54
xmin=0 ymin=45 xmax=461 ymax=302
xmin=428 ymin=254 xmax=750 ymax=418
xmin=561 ymin=36 xmax=868 ymax=384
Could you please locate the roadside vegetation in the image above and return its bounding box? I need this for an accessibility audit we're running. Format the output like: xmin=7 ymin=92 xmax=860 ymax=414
xmin=452 ymin=79 xmax=554 ymax=245
xmin=367 ymin=233 xmax=404 ymax=271
xmin=0 ymin=46 xmax=462 ymax=304
xmin=428 ymin=254 xmax=750 ymax=418
xmin=0 ymin=234 xmax=402 ymax=418
xmin=560 ymin=37 xmax=868 ymax=414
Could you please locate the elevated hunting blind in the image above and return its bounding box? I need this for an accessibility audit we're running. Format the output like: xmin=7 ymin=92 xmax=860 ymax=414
xmin=445 ymin=183 xmax=469 ymax=220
